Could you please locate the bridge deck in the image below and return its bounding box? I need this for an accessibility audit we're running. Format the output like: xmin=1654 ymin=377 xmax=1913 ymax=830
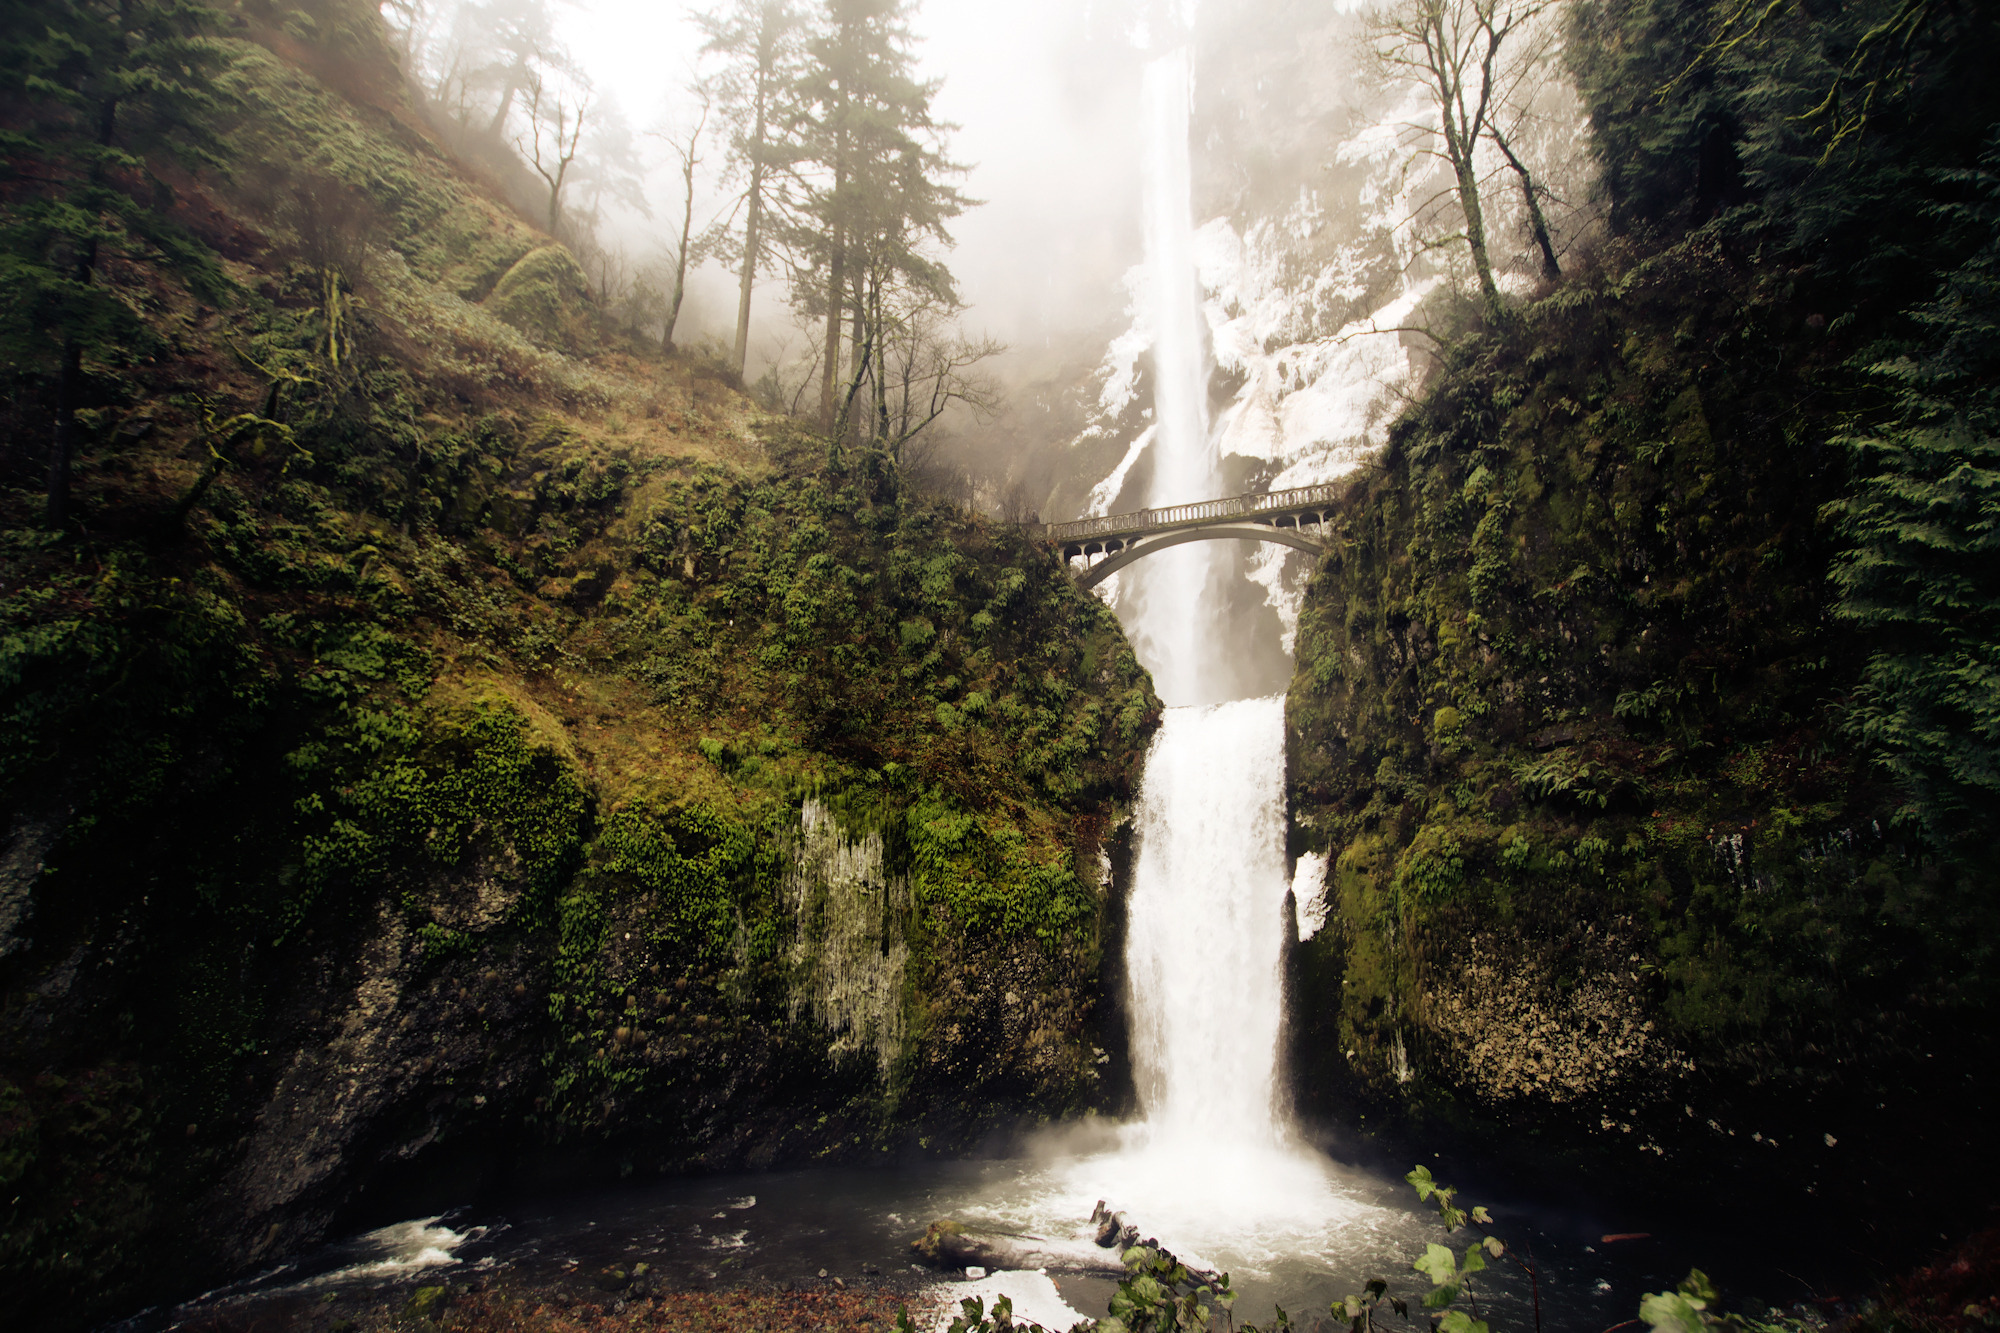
xmin=1041 ymin=482 xmax=1343 ymax=550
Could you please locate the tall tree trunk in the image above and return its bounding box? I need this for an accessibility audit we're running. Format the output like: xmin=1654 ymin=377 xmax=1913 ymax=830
xmin=819 ymin=233 xmax=844 ymax=429
xmin=666 ymin=144 xmax=699 ymax=352
xmin=487 ymin=70 xmax=520 ymax=136
xmin=664 ymin=264 xmax=690 ymax=353
xmin=731 ymin=87 xmax=768 ymax=375
xmin=873 ymin=278 xmax=890 ymax=445
xmin=846 ymin=276 xmax=866 ymax=445
xmin=819 ymin=140 xmax=846 ymax=429
xmin=731 ymin=169 xmax=762 ymax=372
xmin=1447 ymin=128 xmax=1502 ymax=316
xmin=836 ymin=271 xmax=874 ymax=446
xmin=1492 ymin=128 xmax=1560 ymax=280
xmin=46 ymin=341 xmax=83 ymax=529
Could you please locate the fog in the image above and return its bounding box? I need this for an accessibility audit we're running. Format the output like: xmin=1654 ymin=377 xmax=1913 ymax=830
xmin=405 ymin=0 xmax=1598 ymax=534
xmin=556 ymin=0 xmax=1152 ymax=390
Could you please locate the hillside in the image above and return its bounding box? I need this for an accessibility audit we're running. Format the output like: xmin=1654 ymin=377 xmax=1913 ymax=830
xmin=0 ymin=6 xmax=1157 ymax=1325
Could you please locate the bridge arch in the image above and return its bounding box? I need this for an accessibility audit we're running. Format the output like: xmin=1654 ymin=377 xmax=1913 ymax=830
xmin=1072 ymin=524 xmax=1324 ymax=590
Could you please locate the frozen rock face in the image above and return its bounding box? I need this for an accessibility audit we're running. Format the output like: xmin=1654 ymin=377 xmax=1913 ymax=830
xmin=1060 ymin=0 xmax=1597 ymax=661
xmin=783 ymin=799 xmax=911 ymax=1080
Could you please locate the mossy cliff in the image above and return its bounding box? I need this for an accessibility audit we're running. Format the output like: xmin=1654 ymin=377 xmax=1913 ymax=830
xmin=0 ymin=9 xmax=1157 ymax=1326
xmin=1283 ymin=0 xmax=2000 ymax=1249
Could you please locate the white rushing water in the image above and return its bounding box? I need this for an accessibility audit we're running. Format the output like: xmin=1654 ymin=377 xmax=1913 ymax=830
xmin=1003 ymin=695 xmax=1378 ymax=1274
xmin=1117 ymin=45 xmax=1233 ymax=707
xmin=1125 ymin=698 xmax=1290 ymax=1140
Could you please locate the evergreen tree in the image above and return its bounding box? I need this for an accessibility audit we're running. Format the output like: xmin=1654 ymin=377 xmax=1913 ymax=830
xmin=1829 ymin=143 xmax=2000 ymax=835
xmin=1564 ymin=0 xmax=2000 ymax=834
xmin=0 ymin=0 xmax=231 ymax=527
xmin=696 ymin=0 xmax=808 ymax=379
xmin=788 ymin=0 xmax=967 ymax=435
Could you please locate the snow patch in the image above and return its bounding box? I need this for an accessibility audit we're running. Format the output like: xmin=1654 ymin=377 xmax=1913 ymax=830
xmin=931 ymin=1269 xmax=1088 ymax=1333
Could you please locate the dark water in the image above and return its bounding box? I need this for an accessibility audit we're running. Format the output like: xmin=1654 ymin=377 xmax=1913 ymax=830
xmin=121 ymin=1130 xmax=1818 ymax=1333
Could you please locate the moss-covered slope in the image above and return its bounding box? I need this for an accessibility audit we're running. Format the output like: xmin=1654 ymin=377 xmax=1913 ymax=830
xmin=1279 ymin=0 xmax=2000 ymax=1249
xmin=0 ymin=11 xmax=1157 ymax=1326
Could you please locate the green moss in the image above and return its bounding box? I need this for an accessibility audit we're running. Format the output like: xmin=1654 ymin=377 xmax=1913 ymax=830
xmin=485 ymin=246 xmax=593 ymax=350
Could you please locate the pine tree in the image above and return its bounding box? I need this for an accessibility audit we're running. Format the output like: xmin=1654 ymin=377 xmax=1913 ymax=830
xmin=787 ymin=0 xmax=967 ymax=436
xmin=0 ymin=0 xmax=232 ymax=527
xmin=696 ymin=0 xmax=808 ymax=378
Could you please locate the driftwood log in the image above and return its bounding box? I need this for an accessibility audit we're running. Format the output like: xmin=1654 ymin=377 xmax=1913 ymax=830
xmin=911 ymin=1219 xmax=1130 ymax=1276
xmin=1089 ymin=1199 xmax=1140 ymax=1250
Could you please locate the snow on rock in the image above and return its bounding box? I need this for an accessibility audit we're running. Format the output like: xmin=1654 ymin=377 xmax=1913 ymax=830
xmin=1292 ymin=851 xmax=1330 ymax=942
xmin=930 ymin=1269 xmax=1089 ymax=1333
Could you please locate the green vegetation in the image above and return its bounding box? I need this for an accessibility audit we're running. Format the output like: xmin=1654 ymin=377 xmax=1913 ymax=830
xmin=1284 ymin=0 xmax=2000 ymax=1220
xmin=0 ymin=3 xmax=1156 ymax=1325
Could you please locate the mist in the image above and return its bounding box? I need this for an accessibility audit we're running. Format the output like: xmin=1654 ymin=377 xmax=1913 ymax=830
xmin=389 ymin=0 xmax=1599 ymax=536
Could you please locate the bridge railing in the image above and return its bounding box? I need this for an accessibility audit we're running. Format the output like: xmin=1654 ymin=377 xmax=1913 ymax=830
xmin=1041 ymin=481 xmax=1345 ymax=545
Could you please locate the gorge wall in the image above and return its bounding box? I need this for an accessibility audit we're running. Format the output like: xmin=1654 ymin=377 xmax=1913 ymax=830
xmin=1279 ymin=0 xmax=2000 ymax=1255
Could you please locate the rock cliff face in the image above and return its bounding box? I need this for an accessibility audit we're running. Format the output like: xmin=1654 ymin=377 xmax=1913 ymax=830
xmin=0 ymin=10 xmax=1155 ymax=1325
xmin=1279 ymin=216 xmax=1999 ymax=1244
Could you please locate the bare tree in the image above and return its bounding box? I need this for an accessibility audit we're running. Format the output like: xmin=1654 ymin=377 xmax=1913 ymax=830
xmin=835 ymin=272 xmax=1001 ymax=460
xmin=1476 ymin=2 xmax=1564 ymax=280
xmin=518 ymin=72 xmax=589 ymax=234
xmin=652 ymin=86 xmax=712 ymax=352
xmin=1370 ymin=0 xmax=1557 ymax=314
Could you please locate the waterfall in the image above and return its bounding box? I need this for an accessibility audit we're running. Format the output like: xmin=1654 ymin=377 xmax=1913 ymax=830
xmin=1062 ymin=36 xmax=1349 ymax=1238
xmin=960 ymin=27 xmax=1371 ymax=1274
xmin=1118 ymin=45 xmax=1235 ymax=707
xmin=1125 ymin=697 xmax=1291 ymax=1142
xmin=1116 ymin=40 xmax=1297 ymax=1149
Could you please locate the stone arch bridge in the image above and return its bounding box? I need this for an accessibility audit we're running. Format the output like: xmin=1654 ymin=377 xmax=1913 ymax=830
xmin=1039 ymin=483 xmax=1341 ymax=589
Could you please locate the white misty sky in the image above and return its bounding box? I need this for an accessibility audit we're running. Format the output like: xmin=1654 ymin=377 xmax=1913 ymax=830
xmin=556 ymin=0 xmax=1150 ymax=355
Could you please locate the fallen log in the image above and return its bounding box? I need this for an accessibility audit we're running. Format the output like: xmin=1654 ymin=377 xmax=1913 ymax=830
xmin=911 ymin=1220 xmax=1130 ymax=1276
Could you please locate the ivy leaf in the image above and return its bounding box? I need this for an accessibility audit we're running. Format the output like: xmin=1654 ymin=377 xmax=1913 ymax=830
xmin=1482 ymin=1237 xmax=1505 ymax=1259
xmin=1367 ymin=1280 xmax=1389 ymax=1300
xmin=1392 ymin=1299 xmax=1410 ymax=1319
xmin=1640 ymin=1291 xmax=1708 ymax=1333
xmin=1678 ymin=1271 xmax=1719 ymax=1304
xmin=1407 ymin=1165 xmax=1437 ymax=1199
xmin=1414 ymin=1243 xmax=1458 ymax=1286
xmin=1459 ymin=1246 xmax=1488 ymax=1276
xmin=1423 ymin=1285 xmax=1461 ymax=1310
xmin=1438 ymin=1311 xmax=1490 ymax=1333
xmin=1471 ymin=1207 xmax=1494 ymax=1225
